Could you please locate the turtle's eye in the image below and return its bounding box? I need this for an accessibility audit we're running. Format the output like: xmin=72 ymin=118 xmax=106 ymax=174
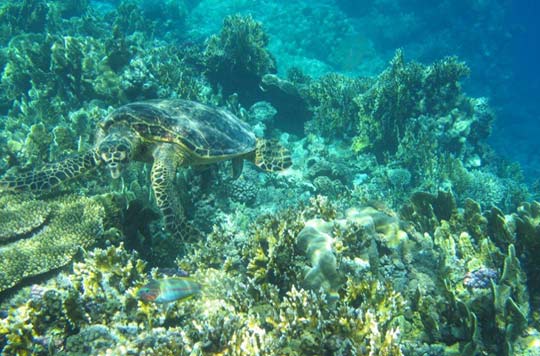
xmin=101 ymin=152 xmax=112 ymax=163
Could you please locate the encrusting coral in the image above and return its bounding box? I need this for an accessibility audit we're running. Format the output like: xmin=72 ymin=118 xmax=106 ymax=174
xmin=297 ymin=205 xmax=407 ymax=301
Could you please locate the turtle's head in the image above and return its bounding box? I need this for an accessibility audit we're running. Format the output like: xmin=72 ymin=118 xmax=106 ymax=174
xmin=97 ymin=133 xmax=133 ymax=179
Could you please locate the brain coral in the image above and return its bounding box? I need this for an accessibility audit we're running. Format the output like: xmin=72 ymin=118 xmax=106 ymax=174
xmin=0 ymin=194 xmax=104 ymax=292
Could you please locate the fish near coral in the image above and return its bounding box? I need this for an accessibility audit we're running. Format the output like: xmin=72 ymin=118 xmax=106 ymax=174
xmin=137 ymin=277 xmax=202 ymax=303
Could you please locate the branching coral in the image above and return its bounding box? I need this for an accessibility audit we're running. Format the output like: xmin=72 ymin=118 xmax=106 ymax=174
xmin=402 ymin=190 xmax=533 ymax=355
xmin=0 ymin=243 xmax=146 ymax=355
xmin=353 ymin=50 xmax=470 ymax=159
xmin=0 ymin=190 xmax=537 ymax=355
xmin=510 ymin=202 xmax=540 ymax=324
xmin=204 ymin=14 xmax=276 ymax=104
xmin=0 ymin=0 xmax=48 ymax=44
xmin=305 ymin=73 xmax=368 ymax=137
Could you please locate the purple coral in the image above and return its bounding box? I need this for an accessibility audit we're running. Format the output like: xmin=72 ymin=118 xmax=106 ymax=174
xmin=463 ymin=267 xmax=499 ymax=289
xmin=30 ymin=284 xmax=47 ymax=301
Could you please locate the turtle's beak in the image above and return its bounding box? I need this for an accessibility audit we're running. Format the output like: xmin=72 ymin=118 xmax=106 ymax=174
xmin=107 ymin=162 xmax=123 ymax=179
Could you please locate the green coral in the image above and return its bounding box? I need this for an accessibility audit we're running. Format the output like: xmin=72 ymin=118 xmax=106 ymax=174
xmin=305 ymin=73 xmax=368 ymax=137
xmin=0 ymin=191 xmax=537 ymax=355
xmin=0 ymin=0 xmax=48 ymax=45
xmin=0 ymin=193 xmax=105 ymax=292
xmin=493 ymin=244 xmax=529 ymax=354
xmin=511 ymin=202 xmax=540 ymax=324
xmin=24 ymin=123 xmax=53 ymax=165
xmin=244 ymin=207 xmax=304 ymax=290
xmin=353 ymin=50 xmax=470 ymax=159
xmin=0 ymin=30 xmax=208 ymax=173
xmin=0 ymin=243 xmax=146 ymax=355
xmin=204 ymin=14 xmax=276 ymax=104
xmin=263 ymin=281 xmax=404 ymax=355
xmin=402 ymin=190 xmax=532 ymax=355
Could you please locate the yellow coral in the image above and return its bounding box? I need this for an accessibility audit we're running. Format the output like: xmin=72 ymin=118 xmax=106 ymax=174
xmin=0 ymin=194 xmax=105 ymax=292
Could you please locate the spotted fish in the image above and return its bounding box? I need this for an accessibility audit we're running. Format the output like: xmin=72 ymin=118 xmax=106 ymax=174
xmin=137 ymin=277 xmax=202 ymax=303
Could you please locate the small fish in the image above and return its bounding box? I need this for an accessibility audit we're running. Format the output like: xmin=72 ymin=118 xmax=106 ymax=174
xmin=137 ymin=277 xmax=202 ymax=303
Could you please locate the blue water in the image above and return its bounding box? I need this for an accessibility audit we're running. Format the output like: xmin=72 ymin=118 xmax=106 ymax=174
xmin=340 ymin=0 xmax=540 ymax=181
xmin=497 ymin=0 xmax=540 ymax=179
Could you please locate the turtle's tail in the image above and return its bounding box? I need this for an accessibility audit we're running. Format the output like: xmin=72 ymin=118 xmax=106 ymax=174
xmin=253 ymin=139 xmax=292 ymax=172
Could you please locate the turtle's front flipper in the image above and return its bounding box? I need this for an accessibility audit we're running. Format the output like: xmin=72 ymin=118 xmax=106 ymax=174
xmin=0 ymin=150 xmax=100 ymax=192
xmin=252 ymin=139 xmax=292 ymax=172
xmin=151 ymin=145 xmax=191 ymax=239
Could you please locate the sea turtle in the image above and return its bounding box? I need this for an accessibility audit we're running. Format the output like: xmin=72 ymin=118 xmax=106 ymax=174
xmin=0 ymin=99 xmax=292 ymax=238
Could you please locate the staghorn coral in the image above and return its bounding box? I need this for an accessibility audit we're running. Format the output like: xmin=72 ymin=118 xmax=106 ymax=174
xmin=0 ymin=193 xmax=104 ymax=292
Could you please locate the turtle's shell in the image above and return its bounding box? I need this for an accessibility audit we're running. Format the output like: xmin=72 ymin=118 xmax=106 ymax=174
xmin=101 ymin=99 xmax=256 ymax=158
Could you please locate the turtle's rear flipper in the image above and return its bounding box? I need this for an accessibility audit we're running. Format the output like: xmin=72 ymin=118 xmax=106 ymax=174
xmin=253 ymin=139 xmax=292 ymax=172
xmin=151 ymin=145 xmax=198 ymax=240
xmin=0 ymin=150 xmax=100 ymax=192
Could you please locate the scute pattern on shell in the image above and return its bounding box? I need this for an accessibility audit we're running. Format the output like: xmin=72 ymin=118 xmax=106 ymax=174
xmin=102 ymin=99 xmax=256 ymax=158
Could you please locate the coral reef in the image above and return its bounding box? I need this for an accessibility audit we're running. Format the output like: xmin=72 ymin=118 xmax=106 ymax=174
xmin=0 ymin=193 xmax=104 ymax=292
xmin=0 ymin=243 xmax=145 ymax=355
xmin=400 ymin=190 xmax=535 ymax=355
xmin=204 ymin=14 xmax=276 ymax=105
xmin=353 ymin=51 xmax=472 ymax=157
xmin=0 ymin=0 xmax=48 ymax=44
xmin=305 ymin=72 xmax=368 ymax=137
xmin=1 ymin=188 xmax=539 ymax=355
xmin=0 ymin=1 xmax=537 ymax=355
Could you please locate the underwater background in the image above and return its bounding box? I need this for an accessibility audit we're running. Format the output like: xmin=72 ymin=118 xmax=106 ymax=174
xmin=0 ymin=0 xmax=539 ymax=355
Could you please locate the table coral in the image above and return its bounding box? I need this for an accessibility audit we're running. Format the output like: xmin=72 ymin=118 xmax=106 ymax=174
xmin=0 ymin=193 xmax=104 ymax=292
